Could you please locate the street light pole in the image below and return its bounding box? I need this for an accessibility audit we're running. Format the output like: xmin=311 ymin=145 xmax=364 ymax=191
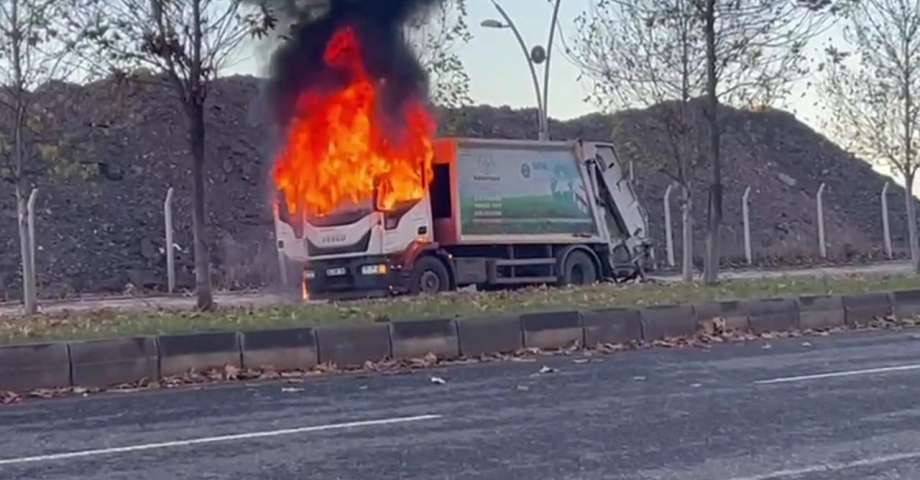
xmin=542 ymin=0 xmax=563 ymax=141
xmin=482 ymin=0 xmax=562 ymax=141
xmin=481 ymin=10 xmax=545 ymax=139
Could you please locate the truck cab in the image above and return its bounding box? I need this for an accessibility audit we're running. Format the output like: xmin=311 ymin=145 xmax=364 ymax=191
xmin=274 ymin=191 xmax=434 ymax=298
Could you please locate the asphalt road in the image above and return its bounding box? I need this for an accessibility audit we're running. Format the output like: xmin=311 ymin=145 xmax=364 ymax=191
xmin=0 ymin=260 xmax=913 ymax=317
xmin=3 ymin=329 xmax=920 ymax=479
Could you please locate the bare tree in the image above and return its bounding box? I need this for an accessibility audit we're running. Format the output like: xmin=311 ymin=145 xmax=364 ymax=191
xmin=822 ymin=0 xmax=920 ymax=272
xmin=571 ymin=0 xmax=832 ymax=283
xmin=698 ymin=0 xmax=832 ymax=284
xmin=0 ymin=0 xmax=84 ymax=314
xmin=404 ymin=0 xmax=472 ymax=108
xmin=569 ymin=0 xmax=706 ymax=282
xmin=76 ymin=0 xmax=272 ymax=309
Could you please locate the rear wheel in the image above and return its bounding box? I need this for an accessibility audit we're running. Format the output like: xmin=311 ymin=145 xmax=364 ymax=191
xmin=558 ymin=250 xmax=597 ymax=287
xmin=409 ymin=256 xmax=451 ymax=295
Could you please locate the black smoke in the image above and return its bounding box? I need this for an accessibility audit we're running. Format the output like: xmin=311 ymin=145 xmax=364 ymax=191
xmin=264 ymin=0 xmax=441 ymax=132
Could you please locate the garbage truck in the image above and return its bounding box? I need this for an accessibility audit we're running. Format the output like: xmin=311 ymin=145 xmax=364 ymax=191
xmin=274 ymin=138 xmax=652 ymax=299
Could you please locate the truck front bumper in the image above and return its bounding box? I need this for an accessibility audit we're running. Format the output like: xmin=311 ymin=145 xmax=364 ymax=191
xmin=304 ymin=255 xmax=404 ymax=300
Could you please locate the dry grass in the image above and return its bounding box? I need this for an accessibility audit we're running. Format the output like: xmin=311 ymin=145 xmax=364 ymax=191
xmin=2 ymin=273 xmax=919 ymax=345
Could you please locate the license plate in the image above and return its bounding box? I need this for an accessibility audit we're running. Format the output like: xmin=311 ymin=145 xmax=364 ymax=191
xmin=326 ymin=267 xmax=346 ymax=277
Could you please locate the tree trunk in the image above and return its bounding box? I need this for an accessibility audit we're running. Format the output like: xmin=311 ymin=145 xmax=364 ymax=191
xmin=188 ymin=100 xmax=213 ymax=310
xmin=702 ymin=0 xmax=722 ymax=285
xmin=905 ymin=172 xmax=919 ymax=273
xmin=681 ymin=186 xmax=693 ymax=282
xmin=16 ymin=184 xmax=36 ymax=314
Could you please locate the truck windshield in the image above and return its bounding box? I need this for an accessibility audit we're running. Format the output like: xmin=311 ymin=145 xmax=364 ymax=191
xmin=306 ymin=198 xmax=374 ymax=227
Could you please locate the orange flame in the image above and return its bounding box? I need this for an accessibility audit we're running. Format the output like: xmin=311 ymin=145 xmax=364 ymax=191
xmin=272 ymin=26 xmax=440 ymax=217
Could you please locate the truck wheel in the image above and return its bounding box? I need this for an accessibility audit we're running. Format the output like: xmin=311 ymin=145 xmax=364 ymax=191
xmin=559 ymin=250 xmax=597 ymax=287
xmin=410 ymin=256 xmax=450 ymax=295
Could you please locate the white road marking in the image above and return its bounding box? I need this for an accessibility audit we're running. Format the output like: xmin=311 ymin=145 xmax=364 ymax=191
xmin=0 ymin=414 xmax=441 ymax=467
xmin=726 ymin=450 xmax=920 ymax=479
xmin=754 ymin=364 xmax=920 ymax=385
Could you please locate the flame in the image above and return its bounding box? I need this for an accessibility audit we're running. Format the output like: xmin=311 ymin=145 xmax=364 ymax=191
xmin=272 ymin=26 xmax=441 ymax=217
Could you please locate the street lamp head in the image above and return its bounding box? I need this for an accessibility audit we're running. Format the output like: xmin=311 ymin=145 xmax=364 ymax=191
xmin=530 ymin=45 xmax=547 ymax=64
xmin=480 ymin=19 xmax=506 ymax=29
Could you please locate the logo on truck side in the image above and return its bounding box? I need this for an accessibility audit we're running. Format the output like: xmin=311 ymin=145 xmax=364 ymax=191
xmin=320 ymin=234 xmax=347 ymax=243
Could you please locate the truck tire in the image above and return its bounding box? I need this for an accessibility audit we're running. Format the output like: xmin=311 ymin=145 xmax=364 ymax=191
xmin=409 ymin=256 xmax=451 ymax=295
xmin=558 ymin=250 xmax=597 ymax=287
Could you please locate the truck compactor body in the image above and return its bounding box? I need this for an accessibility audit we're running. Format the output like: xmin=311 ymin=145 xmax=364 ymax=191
xmin=274 ymin=138 xmax=652 ymax=299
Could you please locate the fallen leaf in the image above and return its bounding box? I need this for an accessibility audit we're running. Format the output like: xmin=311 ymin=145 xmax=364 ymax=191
xmin=0 ymin=391 xmax=20 ymax=404
xmin=29 ymin=389 xmax=54 ymax=399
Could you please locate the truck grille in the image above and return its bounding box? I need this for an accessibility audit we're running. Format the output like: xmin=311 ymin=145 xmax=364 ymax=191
xmin=306 ymin=229 xmax=372 ymax=256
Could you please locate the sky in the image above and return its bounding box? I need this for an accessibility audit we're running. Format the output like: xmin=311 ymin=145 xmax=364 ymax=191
xmin=235 ymin=0 xmax=830 ymax=126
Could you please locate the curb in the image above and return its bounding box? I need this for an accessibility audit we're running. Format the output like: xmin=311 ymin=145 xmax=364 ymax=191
xmin=2 ymin=289 xmax=919 ymax=393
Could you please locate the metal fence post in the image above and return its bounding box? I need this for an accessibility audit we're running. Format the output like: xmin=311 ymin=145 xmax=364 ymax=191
xmin=817 ymin=183 xmax=827 ymax=258
xmin=27 ymin=188 xmax=38 ymax=300
xmin=164 ymin=187 xmax=175 ymax=293
xmin=742 ymin=186 xmax=752 ymax=265
xmin=663 ymin=184 xmax=675 ymax=267
xmin=881 ymin=181 xmax=892 ymax=258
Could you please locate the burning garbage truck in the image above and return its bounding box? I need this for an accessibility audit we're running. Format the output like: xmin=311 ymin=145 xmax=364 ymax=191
xmin=267 ymin=0 xmax=653 ymax=299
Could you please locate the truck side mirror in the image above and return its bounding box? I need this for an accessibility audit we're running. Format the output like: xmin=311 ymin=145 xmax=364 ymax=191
xmin=276 ymin=195 xmax=291 ymax=223
xmin=372 ymin=182 xmax=380 ymax=211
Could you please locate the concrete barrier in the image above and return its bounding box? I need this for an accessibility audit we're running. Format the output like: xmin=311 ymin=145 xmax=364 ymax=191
xmin=742 ymin=298 xmax=798 ymax=334
xmin=316 ymin=323 xmax=390 ymax=367
xmin=456 ymin=315 xmax=523 ymax=357
xmin=694 ymin=301 xmax=749 ymax=332
xmin=70 ymin=337 xmax=158 ymax=387
xmin=158 ymin=331 xmax=242 ymax=377
xmin=582 ymin=307 xmax=643 ymax=346
xmin=842 ymin=292 xmax=892 ymax=327
xmin=240 ymin=327 xmax=318 ymax=371
xmin=2 ymin=288 xmax=918 ymax=394
xmin=520 ymin=310 xmax=583 ymax=350
xmin=796 ymin=295 xmax=845 ymax=330
xmin=0 ymin=343 xmax=71 ymax=391
xmin=640 ymin=304 xmax=696 ymax=340
xmin=891 ymin=289 xmax=920 ymax=320
xmin=389 ymin=319 xmax=460 ymax=360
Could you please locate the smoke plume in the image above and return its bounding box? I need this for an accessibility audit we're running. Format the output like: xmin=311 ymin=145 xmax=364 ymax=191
xmin=263 ymin=0 xmax=441 ymax=132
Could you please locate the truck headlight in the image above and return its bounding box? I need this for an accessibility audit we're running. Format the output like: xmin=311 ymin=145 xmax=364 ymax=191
xmin=360 ymin=264 xmax=387 ymax=275
xmin=304 ymin=270 xmax=315 ymax=279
